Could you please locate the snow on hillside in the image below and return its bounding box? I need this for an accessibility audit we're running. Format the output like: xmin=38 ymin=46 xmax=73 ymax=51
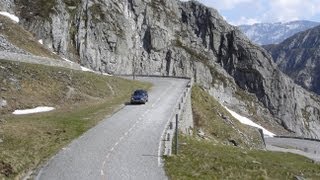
xmin=0 ymin=11 xmax=19 ymax=23
xmin=224 ymin=107 xmax=276 ymax=137
xmin=13 ymin=106 xmax=55 ymax=115
xmin=238 ymin=20 xmax=320 ymax=45
xmin=62 ymin=57 xmax=111 ymax=76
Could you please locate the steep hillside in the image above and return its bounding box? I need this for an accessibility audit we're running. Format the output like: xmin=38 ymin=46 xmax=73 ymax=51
xmin=191 ymin=86 xmax=264 ymax=149
xmin=1 ymin=0 xmax=320 ymax=139
xmin=0 ymin=15 xmax=59 ymax=58
xmin=0 ymin=59 xmax=150 ymax=178
xmin=166 ymin=86 xmax=320 ymax=179
xmin=239 ymin=21 xmax=319 ymax=45
xmin=165 ymin=135 xmax=320 ymax=179
xmin=0 ymin=59 xmax=134 ymax=114
xmin=264 ymin=25 xmax=320 ymax=95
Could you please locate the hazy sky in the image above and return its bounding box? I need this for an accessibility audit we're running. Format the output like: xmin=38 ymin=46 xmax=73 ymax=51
xmin=181 ymin=0 xmax=320 ymax=25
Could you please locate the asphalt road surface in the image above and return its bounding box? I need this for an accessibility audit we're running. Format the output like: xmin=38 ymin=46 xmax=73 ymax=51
xmin=265 ymin=137 xmax=320 ymax=162
xmin=36 ymin=77 xmax=189 ymax=180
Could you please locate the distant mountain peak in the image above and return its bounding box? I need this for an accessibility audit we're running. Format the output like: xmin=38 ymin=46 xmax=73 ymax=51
xmin=264 ymin=25 xmax=320 ymax=95
xmin=238 ymin=20 xmax=320 ymax=45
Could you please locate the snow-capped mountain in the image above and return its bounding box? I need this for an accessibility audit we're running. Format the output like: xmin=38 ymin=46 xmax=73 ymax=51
xmin=238 ymin=20 xmax=320 ymax=45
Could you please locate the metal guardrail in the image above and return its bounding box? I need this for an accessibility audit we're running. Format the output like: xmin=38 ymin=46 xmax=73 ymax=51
xmin=162 ymin=80 xmax=192 ymax=156
xmin=273 ymin=135 xmax=320 ymax=142
xmin=115 ymin=74 xmax=192 ymax=80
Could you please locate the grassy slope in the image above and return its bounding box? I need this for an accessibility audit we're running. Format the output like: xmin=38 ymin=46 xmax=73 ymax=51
xmin=165 ymin=136 xmax=320 ymax=180
xmin=0 ymin=16 xmax=59 ymax=58
xmin=191 ymin=86 xmax=263 ymax=148
xmin=165 ymin=86 xmax=320 ymax=179
xmin=0 ymin=60 xmax=151 ymax=179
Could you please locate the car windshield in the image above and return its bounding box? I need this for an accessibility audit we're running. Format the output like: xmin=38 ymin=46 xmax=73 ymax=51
xmin=133 ymin=91 xmax=145 ymax=96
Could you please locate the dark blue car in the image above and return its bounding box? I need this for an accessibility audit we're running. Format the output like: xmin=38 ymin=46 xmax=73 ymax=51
xmin=131 ymin=90 xmax=148 ymax=104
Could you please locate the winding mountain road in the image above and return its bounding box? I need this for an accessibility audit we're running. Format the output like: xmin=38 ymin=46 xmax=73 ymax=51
xmin=33 ymin=75 xmax=320 ymax=180
xmin=36 ymin=77 xmax=189 ymax=180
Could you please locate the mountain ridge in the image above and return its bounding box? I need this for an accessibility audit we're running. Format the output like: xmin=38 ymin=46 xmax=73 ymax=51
xmin=239 ymin=20 xmax=320 ymax=45
xmin=264 ymin=25 xmax=320 ymax=95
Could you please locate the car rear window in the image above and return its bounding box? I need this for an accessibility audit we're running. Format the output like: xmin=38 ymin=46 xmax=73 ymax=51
xmin=134 ymin=90 xmax=145 ymax=95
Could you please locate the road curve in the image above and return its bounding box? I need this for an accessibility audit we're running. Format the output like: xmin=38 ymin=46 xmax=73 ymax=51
xmin=265 ymin=137 xmax=320 ymax=162
xmin=36 ymin=77 xmax=189 ymax=180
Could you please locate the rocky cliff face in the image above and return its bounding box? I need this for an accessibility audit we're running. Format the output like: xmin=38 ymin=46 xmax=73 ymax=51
xmin=1 ymin=0 xmax=320 ymax=139
xmin=239 ymin=21 xmax=320 ymax=45
xmin=0 ymin=0 xmax=15 ymax=12
xmin=264 ymin=25 xmax=320 ymax=95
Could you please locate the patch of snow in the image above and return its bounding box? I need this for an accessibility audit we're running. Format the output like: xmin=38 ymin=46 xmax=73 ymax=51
xmin=0 ymin=12 xmax=19 ymax=23
xmin=61 ymin=57 xmax=112 ymax=76
xmin=0 ymin=65 xmax=5 ymax=69
xmin=13 ymin=106 xmax=55 ymax=115
xmin=286 ymin=24 xmax=299 ymax=30
xmin=81 ymin=66 xmax=94 ymax=72
xmin=102 ymin=73 xmax=112 ymax=76
xmin=62 ymin=57 xmax=74 ymax=64
xmin=38 ymin=39 xmax=43 ymax=44
xmin=80 ymin=67 xmax=113 ymax=76
xmin=224 ymin=107 xmax=276 ymax=137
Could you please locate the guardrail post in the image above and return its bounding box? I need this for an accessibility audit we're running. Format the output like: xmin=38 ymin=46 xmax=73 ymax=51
xmin=258 ymin=129 xmax=266 ymax=146
xmin=175 ymin=114 xmax=179 ymax=155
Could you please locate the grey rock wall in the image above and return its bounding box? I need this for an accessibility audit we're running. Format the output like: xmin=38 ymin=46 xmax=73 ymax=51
xmin=0 ymin=0 xmax=15 ymax=12
xmin=264 ymin=25 xmax=320 ymax=95
xmin=0 ymin=35 xmax=29 ymax=54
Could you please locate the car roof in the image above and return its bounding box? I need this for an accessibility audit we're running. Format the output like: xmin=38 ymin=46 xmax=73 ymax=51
xmin=134 ymin=89 xmax=147 ymax=93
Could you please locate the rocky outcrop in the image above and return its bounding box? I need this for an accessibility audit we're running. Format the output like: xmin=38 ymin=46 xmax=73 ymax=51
xmin=239 ymin=21 xmax=320 ymax=45
xmin=2 ymin=0 xmax=320 ymax=139
xmin=0 ymin=35 xmax=29 ymax=54
xmin=0 ymin=0 xmax=15 ymax=13
xmin=264 ymin=25 xmax=320 ymax=95
xmin=0 ymin=14 xmax=59 ymax=58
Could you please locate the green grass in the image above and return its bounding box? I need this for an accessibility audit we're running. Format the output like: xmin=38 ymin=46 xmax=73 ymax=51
xmin=165 ymin=136 xmax=320 ymax=180
xmin=165 ymin=85 xmax=320 ymax=179
xmin=0 ymin=60 xmax=151 ymax=179
xmin=0 ymin=16 xmax=58 ymax=58
xmin=191 ymin=85 xmax=263 ymax=148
